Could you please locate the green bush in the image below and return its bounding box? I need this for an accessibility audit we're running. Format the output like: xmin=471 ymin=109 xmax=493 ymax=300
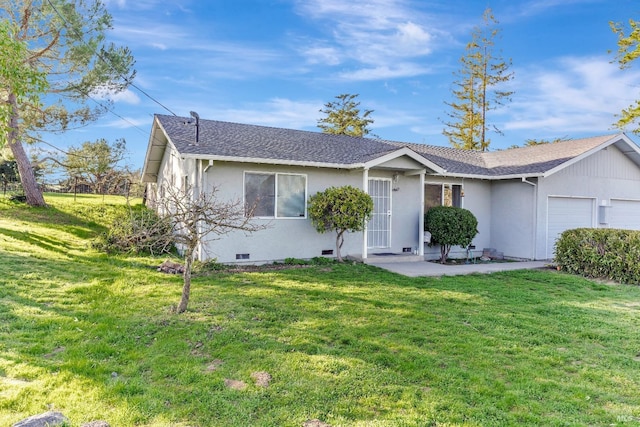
xmin=92 ymin=206 xmax=174 ymax=255
xmin=308 ymin=185 xmax=373 ymax=262
xmin=425 ymin=206 xmax=478 ymax=264
xmin=555 ymin=228 xmax=640 ymax=284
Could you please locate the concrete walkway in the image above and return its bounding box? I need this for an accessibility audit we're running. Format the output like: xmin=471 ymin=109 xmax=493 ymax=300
xmin=368 ymin=260 xmax=550 ymax=277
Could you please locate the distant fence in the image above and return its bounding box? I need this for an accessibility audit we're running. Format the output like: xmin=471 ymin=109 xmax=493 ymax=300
xmin=1 ymin=178 xmax=145 ymax=198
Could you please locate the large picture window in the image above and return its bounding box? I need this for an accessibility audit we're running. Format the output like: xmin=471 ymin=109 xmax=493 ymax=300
xmin=425 ymin=183 xmax=462 ymax=211
xmin=244 ymin=172 xmax=306 ymax=218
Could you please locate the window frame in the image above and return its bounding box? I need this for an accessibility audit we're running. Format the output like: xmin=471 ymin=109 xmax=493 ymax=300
xmin=424 ymin=182 xmax=463 ymax=210
xmin=243 ymin=171 xmax=308 ymax=219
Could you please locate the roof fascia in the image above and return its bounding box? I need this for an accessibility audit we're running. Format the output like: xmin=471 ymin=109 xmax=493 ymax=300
xmin=427 ymin=171 xmax=544 ymax=180
xmin=542 ymin=134 xmax=627 ymax=178
xmin=141 ymin=117 xmax=179 ymax=182
xmin=364 ymin=147 xmax=445 ymax=173
xmin=180 ymin=153 xmax=364 ymax=170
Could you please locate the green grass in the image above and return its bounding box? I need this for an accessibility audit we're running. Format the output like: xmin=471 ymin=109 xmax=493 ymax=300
xmin=1 ymin=193 xmax=640 ymax=426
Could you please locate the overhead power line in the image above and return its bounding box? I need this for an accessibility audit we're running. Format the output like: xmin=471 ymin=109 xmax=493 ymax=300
xmin=43 ymin=0 xmax=178 ymax=117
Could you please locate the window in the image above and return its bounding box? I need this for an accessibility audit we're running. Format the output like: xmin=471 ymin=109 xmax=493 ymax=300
xmin=244 ymin=172 xmax=306 ymax=218
xmin=425 ymin=183 xmax=462 ymax=211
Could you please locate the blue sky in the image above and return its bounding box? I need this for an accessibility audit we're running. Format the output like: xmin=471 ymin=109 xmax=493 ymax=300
xmin=44 ymin=0 xmax=640 ymax=170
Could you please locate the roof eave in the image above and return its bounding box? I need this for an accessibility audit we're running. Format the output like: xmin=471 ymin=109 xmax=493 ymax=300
xmin=432 ymin=172 xmax=544 ymax=180
xmin=542 ymin=133 xmax=628 ymax=178
xmin=180 ymin=153 xmax=365 ymax=170
xmin=363 ymin=147 xmax=446 ymax=174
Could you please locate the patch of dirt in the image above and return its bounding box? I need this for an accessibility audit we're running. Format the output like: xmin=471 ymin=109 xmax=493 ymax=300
xmin=303 ymin=420 xmax=332 ymax=427
xmin=429 ymin=259 xmax=514 ymax=266
xmin=43 ymin=346 xmax=65 ymax=358
xmin=204 ymin=359 xmax=224 ymax=373
xmin=251 ymin=371 xmax=272 ymax=388
xmin=224 ymin=378 xmax=247 ymax=390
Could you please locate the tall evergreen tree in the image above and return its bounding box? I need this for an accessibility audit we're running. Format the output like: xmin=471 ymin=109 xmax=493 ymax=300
xmin=317 ymin=93 xmax=374 ymax=138
xmin=610 ymin=19 xmax=640 ymax=133
xmin=442 ymin=8 xmax=514 ymax=151
xmin=0 ymin=0 xmax=135 ymax=206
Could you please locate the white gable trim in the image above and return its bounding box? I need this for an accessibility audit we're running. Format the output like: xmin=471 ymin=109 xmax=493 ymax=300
xmin=542 ymin=134 xmax=639 ymax=178
xmin=363 ymin=147 xmax=445 ymax=174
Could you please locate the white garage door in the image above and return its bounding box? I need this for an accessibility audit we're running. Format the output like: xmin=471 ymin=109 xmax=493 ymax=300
xmin=609 ymin=199 xmax=640 ymax=230
xmin=547 ymin=197 xmax=594 ymax=259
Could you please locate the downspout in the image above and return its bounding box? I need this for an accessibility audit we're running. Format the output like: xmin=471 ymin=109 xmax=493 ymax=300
xmin=419 ymin=171 xmax=425 ymax=256
xmin=198 ymin=160 xmax=213 ymax=262
xmin=521 ymin=177 xmax=538 ymax=260
xmin=362 ymin=168 xmax=369 ymax=260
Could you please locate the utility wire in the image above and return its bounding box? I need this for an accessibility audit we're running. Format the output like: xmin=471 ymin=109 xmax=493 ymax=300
xmin=43 ymin=0 xmax=178 ymax=117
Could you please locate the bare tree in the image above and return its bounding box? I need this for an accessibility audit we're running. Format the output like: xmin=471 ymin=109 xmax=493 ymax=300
xmin=158 ymin=183 xmax=267 ymax=313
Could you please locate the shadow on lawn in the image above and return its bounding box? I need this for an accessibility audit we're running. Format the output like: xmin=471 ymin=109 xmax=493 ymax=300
xmin=2 ymin=239 xmax=640 ymax=425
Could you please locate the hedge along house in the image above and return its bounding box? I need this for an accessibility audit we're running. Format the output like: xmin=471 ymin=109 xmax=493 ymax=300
xmin=141 ymin=114 xmax=640 ymax=263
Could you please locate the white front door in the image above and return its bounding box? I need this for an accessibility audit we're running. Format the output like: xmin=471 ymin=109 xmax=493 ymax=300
xmin=368 ymin=178 xmax=392 ymax=248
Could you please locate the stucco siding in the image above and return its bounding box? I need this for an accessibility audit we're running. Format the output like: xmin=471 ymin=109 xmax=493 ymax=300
xmin=490 ymin=180 xmax=536 ymax=259
xmin=198 ymin=161 xmax=363 ymax=263
xmin=533 ymin=145 xmax=640 ymax=259
xmin=423 ymin=178 xmax=492 ymax=260
xmin=463 ymin=179 xmax=492 ymax=254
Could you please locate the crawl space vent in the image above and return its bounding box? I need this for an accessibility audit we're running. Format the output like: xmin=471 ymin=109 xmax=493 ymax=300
xmin=321 ymin=249 xmax=334 ymax=256
xmin=235 ymin=253 xmax=250 ymax=260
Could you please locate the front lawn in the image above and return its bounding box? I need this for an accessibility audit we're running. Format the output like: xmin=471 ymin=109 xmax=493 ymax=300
xmin=1 ymin=194 xmax=639 ymax=426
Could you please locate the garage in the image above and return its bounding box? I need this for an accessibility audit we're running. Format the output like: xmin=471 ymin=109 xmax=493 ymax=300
xmin=609 ymin=199 xmax=640 ymax=230
xmin=547 ymin=197 xmax=595 ymax=259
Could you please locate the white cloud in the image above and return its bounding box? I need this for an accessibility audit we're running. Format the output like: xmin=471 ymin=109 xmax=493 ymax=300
xmin=302 ymin=45 xmax=342 ymax=66
xmin=174 ymin=98 xmax=323 ymax=130
xmin=510 ymin=0 xmax=601 ymax=19
xmin=102 ymin=116 xmax=149 ymax=129
xmin=294 ymin=0 xmax=444 ymax=80
xmin=338 ymin=63 xmax=431 ymax=81
xmin=91 ymin=87 xmax=141 ymax=105
xmin=504 ymin=56 xmax=640 ymax=134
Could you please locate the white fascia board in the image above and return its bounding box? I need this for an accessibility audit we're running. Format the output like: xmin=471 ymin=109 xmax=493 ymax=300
xmin=180 ymin=153 xmax=363 ymax=170
xmin=427 ymin=171 xmax=543 ymax=181
xmin=364 ymin=147 xmax=446 ymax=173
xmin=542 ymin=134 xmax=624 ymax=178
xmin=141 ymin=118 xmax=167 ymax=182
xmin=142 ymin=118 xmax=181 ymax=182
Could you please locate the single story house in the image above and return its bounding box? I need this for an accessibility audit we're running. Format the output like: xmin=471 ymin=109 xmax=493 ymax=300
xmin=141 ymin=114 xmax=640 ymax=264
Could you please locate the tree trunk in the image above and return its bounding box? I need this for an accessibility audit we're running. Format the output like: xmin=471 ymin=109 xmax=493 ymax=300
xmin=7 ymin=93 xmax=46 ymax=207
xmin=176 ymin=247 xmax=193 ymax=313
xmin=335 ymin=229 xmax=345 ymax=262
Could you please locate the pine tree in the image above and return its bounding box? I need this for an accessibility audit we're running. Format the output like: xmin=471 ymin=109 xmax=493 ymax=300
xmin=442 ymin=8 xmax=514 ymax=151
xmin=317 ymin=93 xmax=374 ymax=138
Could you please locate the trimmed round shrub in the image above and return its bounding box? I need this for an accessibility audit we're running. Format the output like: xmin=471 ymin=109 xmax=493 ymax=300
xmin=425 ymin=206 xmax=478 ymax=264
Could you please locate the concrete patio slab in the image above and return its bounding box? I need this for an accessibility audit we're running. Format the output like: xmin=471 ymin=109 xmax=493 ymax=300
xmin=368 ymin=260 xmax=550 ymax=277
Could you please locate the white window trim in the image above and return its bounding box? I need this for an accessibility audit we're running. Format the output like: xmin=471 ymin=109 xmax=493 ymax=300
xmin=243 ymin=171 xmax=308 ymax=219
xmin=424 ymin=182 xmax=464 ymax=208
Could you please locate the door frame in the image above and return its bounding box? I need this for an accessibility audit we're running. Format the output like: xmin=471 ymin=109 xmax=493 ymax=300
xmin=367 ymin=177 xmax=392 ymax=249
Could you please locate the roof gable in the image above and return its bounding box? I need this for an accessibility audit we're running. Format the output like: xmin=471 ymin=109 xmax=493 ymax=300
xmin=142 ymin=115 xmax=640 ymax=181
xmin=148 ymin=114 xmax=444 ymax=172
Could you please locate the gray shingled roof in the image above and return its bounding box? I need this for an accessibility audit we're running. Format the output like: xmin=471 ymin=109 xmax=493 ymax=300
xmin=156 ymin=114 xmax=398 ymax=165
xmin=152 ymin=114 xmax=630 ymax=178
